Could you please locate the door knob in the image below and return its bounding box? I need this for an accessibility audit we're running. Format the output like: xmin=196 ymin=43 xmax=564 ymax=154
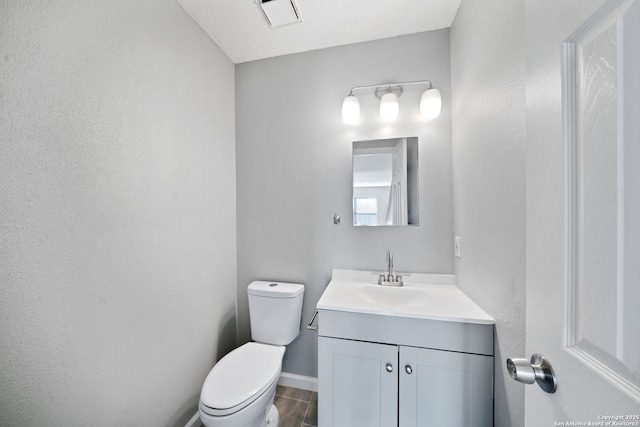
xmin=506 ymin=353 xmax=557 ymax=393
xmin=385 ymin=363 xmax=393 ymax=373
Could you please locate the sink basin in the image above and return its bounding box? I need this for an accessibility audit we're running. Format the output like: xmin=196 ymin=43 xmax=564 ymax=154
xmin=316 ymin=269 xmax=494 ymax=324
xmin=356 ymin=285 xmax=427 ymax=308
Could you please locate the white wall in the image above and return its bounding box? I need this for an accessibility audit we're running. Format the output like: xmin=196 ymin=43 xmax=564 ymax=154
xmin=0 ymin=1 xmax=237 ymax=425
xmin=235 ymin=31 xmax=454 ymax=377
xmin=450 ymin=0 xmax=527 ymax=425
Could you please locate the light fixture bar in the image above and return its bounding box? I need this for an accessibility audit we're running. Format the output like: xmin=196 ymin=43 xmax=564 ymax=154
xmin=342 ymin=79 xmax=441 ymax=124
xmin=347 ymin=79 xmax=433 ymax=96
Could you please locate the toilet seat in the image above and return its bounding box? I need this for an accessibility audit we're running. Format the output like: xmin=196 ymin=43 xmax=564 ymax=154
xmin=200 ymin=342 xmax=285 ymax=416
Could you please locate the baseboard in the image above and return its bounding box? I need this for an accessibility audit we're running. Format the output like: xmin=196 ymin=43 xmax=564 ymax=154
xmin=278 ymin=372 xmax=318 ymax=392
xmin=184 ymin=411 xmax=200 ymax=427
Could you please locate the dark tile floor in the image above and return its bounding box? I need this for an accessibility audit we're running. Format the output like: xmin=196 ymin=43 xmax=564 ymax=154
xmin=274 ymin=385 xmax=318 ymax=427
xmin=199 ymin=385 xmax=317 ymax=427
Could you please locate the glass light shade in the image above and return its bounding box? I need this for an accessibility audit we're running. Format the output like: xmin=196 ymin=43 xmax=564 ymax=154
xmin=420 ymin=88 xmax=442 ymax=120
xmin=379 ymin=92 xmax=399 ymax=122
xmin=342 ymin=95 xmax=360 ymax=124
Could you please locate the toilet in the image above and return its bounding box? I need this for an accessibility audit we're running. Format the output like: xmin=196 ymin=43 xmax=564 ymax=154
xmin=199 ymin=281 xmax=304 ymax=427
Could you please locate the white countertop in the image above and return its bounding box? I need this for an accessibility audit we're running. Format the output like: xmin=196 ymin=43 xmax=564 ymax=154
xmin=316 ymin=269 xmax=495 ymax=325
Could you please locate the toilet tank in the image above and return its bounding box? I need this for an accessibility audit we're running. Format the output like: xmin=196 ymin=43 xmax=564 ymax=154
xmin=248 ymin=281 xmax=304 ymax=346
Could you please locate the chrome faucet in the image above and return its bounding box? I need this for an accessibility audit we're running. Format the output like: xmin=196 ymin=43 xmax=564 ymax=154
xmin=378 ymin=252 xmax=403 ymax=286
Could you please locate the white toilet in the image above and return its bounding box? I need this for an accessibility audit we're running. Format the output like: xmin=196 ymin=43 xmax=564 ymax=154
xmin=199 ymin=281 xmax=304 ymax=427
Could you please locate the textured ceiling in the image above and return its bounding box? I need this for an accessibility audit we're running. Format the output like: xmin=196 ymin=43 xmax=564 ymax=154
xmin=176 ymin=0 xmax=462 ymax=64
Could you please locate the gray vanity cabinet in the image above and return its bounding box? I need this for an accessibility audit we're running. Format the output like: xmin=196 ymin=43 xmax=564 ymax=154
xmin=398 ymin=345 xmax=493 ymax=426
xmin=318 ymin=337 xmax=398 ymax=426
xmin=317 ymin=310 xmax=494 ymax=427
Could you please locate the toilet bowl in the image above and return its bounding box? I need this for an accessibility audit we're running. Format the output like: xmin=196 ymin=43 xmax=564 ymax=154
xmin=199 ymin=343 xmax=284 ymax=427
xmin=199 ymin=281 xmax=304 ymax=427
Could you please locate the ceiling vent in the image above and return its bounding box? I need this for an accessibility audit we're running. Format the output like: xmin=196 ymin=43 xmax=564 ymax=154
xmin=256 ymin=0 xmax=303 ymax=28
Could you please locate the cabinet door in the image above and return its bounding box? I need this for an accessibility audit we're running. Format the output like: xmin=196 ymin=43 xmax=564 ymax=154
xmin=318 ymin=337 xmax=398 ymax=427
xmin=399 ymin=346 xmax=494 ymax=427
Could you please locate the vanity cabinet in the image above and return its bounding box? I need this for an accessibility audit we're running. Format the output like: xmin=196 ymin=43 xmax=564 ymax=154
xmin=317 ymin=310 xmax=494 ymax=427
xmin=318 ymin=338 xmax=398 ymax=426
xmin=319 ymin=336 xmax=493 ymax=427
xmin=316 ymin=270 xmax=495 ymax=427
xmin=398 ymin=345 xmax=493 ymax=426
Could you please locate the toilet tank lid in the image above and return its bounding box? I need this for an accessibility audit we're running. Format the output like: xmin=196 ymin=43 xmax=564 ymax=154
xmin=248 ymin=281 xmax=304 ymax=298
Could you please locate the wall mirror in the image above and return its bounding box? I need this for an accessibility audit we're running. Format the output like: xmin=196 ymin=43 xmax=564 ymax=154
xmin=352 ymin=137 xmax=419 ymax=226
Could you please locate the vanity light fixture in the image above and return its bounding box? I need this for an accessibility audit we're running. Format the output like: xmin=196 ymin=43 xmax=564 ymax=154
xmin=420 ymin=86 xmax=442 ymax=120
xmin=341 ymin=94 xmax=360 ymax=125
xmin=342 ymin=80 xmax=441 ymax=124
xmin=379 ymin=90 xmax=400 ymax=122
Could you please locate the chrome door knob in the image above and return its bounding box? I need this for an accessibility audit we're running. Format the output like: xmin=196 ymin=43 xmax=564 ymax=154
xmin=506 ymin=358 xmax=536 ymax=384
xmin=405 ymin=365 xmax=413 ymax=375
xmin=506 ymin=353 xmax=557 ymax=393
xmin=385 ymin=363 xmax=393 ymax=373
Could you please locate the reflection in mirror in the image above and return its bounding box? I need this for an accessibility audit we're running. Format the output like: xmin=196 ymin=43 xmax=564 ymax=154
xmin=353 ymin=137 xmax=418 ymax=226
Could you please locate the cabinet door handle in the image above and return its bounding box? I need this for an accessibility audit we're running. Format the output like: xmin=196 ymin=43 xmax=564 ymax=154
xmin=385 ymin=363 xmax=393 ymax=373
xmin=405 ymin=364 xmax=413 ymax=375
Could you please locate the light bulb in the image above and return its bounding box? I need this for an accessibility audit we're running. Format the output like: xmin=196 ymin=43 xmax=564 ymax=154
xmin=420 ymin=88 xmax=441 ymax=120
xmin=379 ymin=92 xmax=399 ymax=122
xmin=342 ymin=95 xmax=360 ymax=125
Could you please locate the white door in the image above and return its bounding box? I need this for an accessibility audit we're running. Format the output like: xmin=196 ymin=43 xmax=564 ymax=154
xmin=526 ymin=0 xmax=640 ymax=423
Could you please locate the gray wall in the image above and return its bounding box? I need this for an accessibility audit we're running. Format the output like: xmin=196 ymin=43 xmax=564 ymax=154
xmin=235 ymin=31 xmax=454 ymax=377
xmin=0 ymin=1 xmax=237 ymax=425
xmin=450 ymin=0 xmax=527 ymax=426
